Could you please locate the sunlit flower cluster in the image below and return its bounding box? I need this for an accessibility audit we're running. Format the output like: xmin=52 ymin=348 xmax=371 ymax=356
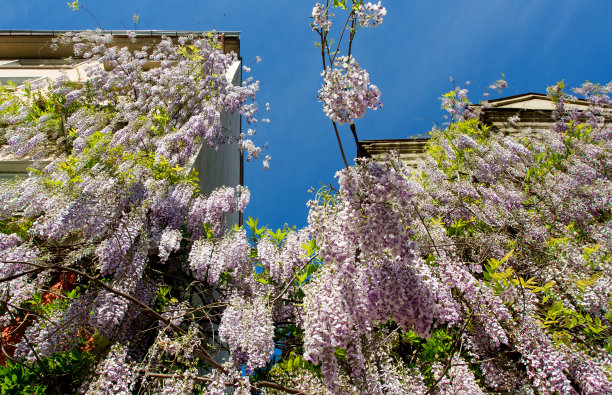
xmin=311 ymin=3 xmax=333 ymax=32
xmin=219 ymin=295 xmax=274 ymax=373
xmin=319 ymin=56 xmax=382 ymax=125
xmin=355 ymin=1 xmax=387 ymax=28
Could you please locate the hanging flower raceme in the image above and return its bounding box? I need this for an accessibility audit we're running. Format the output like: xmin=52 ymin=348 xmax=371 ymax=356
xmin=219 ymin=295 xmax=275 ymax=373
xmin=303 ymin=156 xmax=460 ymax=392
xmin=0 ymin=29 xmax=269 ymax=393
xmin=311 ymin=3 xmax=333 ymax=32
xmin=355 ymin=1 xmax=387 ymax=28
xmin=318 ymin=56 xmax=382 ymax=125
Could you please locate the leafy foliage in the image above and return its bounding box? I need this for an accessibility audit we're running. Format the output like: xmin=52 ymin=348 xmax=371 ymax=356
xmin=0 ymin=348 xmax=93 ymax=394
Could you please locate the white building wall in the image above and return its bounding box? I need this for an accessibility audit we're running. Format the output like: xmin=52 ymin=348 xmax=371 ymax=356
xmin=188 ymin=60 xmax=243 ymax=226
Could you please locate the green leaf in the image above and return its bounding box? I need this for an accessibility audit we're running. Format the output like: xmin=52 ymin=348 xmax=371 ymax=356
xmin=302 ymin=238 xmax=318 ymax=255
xmin=334 ymin=347 xmax=347 ymax=358
xmin=487 ymin=257 xmax=501 ymax=271
xmin=246 ymin=216 xmax=258 ymax=230
xmin=332 ymin=0 xmax=348 ymax=9
xmin=500 ymin=249 xmax=514 ymax=265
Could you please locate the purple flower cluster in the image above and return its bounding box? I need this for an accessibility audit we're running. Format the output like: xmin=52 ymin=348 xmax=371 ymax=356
xmin=355 ymin=2 xmax=387 ymax=28
xmin=95 ymin=210 xmax=145 ymax=276
xmin=219 ymin=295 xmax=274 ymax=373
xmin=440 ymin=87 xmax=477 ymax=121
xmin=188 ymin=185 xmax=250 ymax=237
xmin=257 ymin=229 xmax=310 ymax=282
xmin=516 ymin=322 xmax=573 ymax=394
xmin=303 ymin=156 xmax=460 ymax=391
xmin=489 ymin=78 xmax=508 ymax=92
xmin=438 ymin=257 xmax=510 ymax=348
xmin=15 ymin=291 xmax=97 ymax=362
xmin=85 ymin=344 xmax=135 ymax=394
xmin=311 ymin=3 xmax=333 ymax=32
xmin=158 ymin=228 xmax=182 ymax=263
xmin=568 ymin=352 xmax=612 ymax=394
xmin=319 ymin=56 xmax=382 ymax=125
xmin=0 ymin=236 xmax=40 ymax=324
xmin=160 ymin=370 xmax=197 ymax=395
xmin=188 ymin=228 xmax=250 ymax=284
xmin=431 ymin=356 xmax=484 ymax=395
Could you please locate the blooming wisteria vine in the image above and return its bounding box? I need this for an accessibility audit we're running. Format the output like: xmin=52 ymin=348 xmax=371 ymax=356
xmin=1 ymin=2 xmax=612 ymax=394
xmin=261 ymin=80 xmax=612 ymax=393
xmin=312 ymin=0 xmax=386 ymax=167
xmin=0 ymin=30 xmax=288 ymax=394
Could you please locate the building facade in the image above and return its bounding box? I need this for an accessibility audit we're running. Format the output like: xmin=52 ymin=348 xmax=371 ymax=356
xmin=358 ymin=92 xmax=591 ymax=165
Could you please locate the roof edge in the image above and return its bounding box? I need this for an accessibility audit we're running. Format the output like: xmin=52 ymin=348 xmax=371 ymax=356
xmin=359 ymin=137 xmax=431 ymax=143
xmin=486 ymin=92 xmax=546 ymax=103
xmin=0 ymin=30 xmax=241 ymax=37
xmin=485 ymin=92 xmax=590 ymax=107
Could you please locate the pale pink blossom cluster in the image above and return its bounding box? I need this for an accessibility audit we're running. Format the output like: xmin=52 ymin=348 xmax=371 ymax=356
xmin=355 ymin=2 xmax=387 ymax=28
xmin=257 ymin=229 xmax=310 ymax=282
xmin=188 ymin=185 xmax=250 ymax=237
xmin=311 ymin=3 xmax=333 ymax=32
xmin=219 ymin=295 xmax=274 ymax=373
xmin=188 ymin=228 xmax=250 ymax=284
xmin=158 ymin=228 xmax=182 ymax=263
xmin=319 ymin=56 xmax=382 ymax=125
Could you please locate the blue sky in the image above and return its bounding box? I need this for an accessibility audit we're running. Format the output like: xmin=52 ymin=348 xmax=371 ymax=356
xmin=2 ymin=0 xmax=612 ymax=230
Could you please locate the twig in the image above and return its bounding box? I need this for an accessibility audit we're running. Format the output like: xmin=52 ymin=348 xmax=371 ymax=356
xmin=79 ymin=4 xmax=104 ymax=30
xmin=411 ymin=201 xmax=441 ymax=256
xmin=318 ymin=20 xmax=349 ymax=168
xmin=350 ymin=122 xmax=362 ymax=158
xmin=271 ymin=254 xmax=318 ymax=304
xmin=333 ymin=121 xmax=349 ymax=168
xmin=331 ymin=10 xmax=354 ymax=66
xmin=0 ymin=267 xmax=43 ymax=283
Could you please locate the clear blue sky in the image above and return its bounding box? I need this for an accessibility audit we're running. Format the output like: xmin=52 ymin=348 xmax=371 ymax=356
xmin=2 ymin=0 xmax=612 ymax=230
